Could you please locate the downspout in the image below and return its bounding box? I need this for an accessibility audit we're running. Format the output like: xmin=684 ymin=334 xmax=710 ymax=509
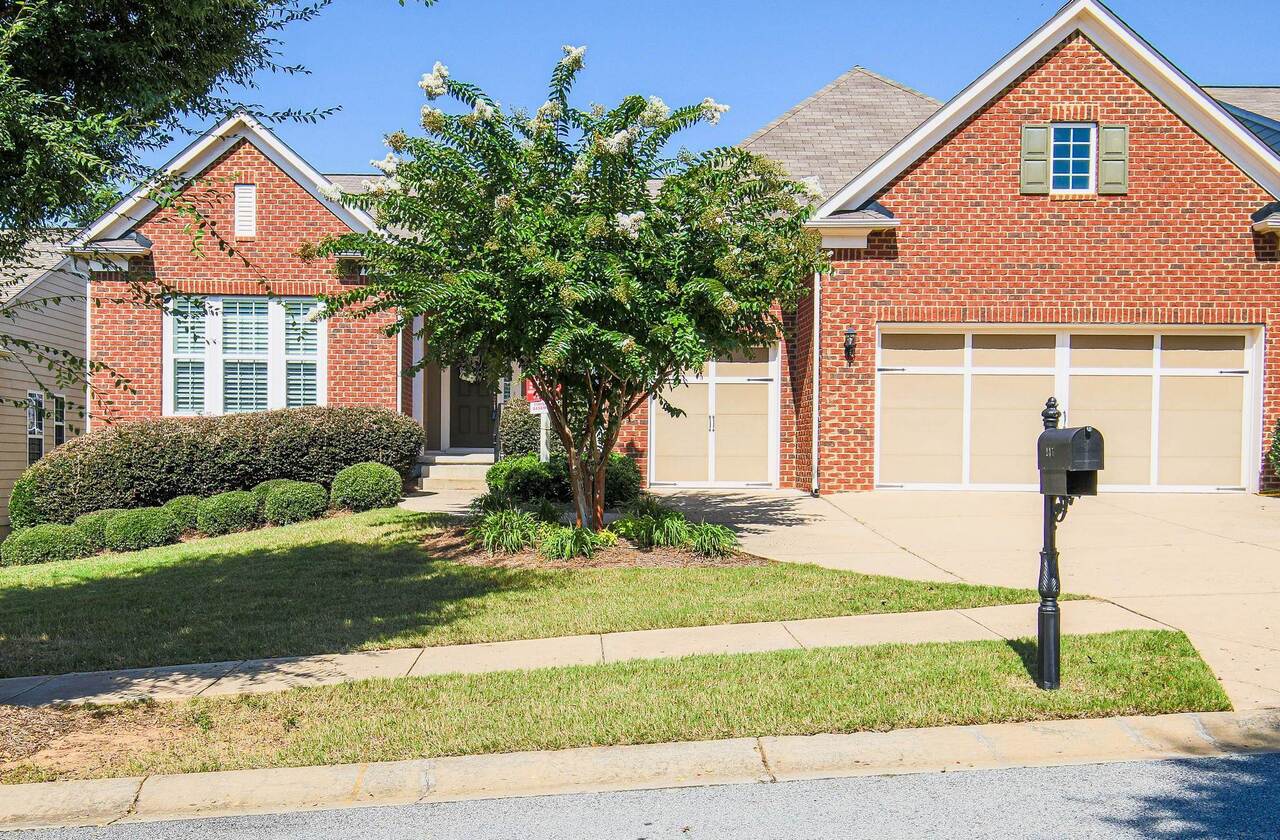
xmin=810 ymin=270 xmax=821 ymax=497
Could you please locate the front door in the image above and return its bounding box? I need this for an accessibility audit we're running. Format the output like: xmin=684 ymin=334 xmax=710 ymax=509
xmin=449 ymin=367 xmax=495 ymax=448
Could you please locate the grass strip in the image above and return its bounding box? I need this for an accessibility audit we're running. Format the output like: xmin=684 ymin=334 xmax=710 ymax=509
xmin=3 ymin=630 xmax=1229 ymax=783
xmin=0 ymin=509 xmax=1041 ymax=677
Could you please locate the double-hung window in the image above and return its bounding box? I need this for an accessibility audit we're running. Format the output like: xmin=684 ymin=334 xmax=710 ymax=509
xmin=164 ymin=296 xmax=326 ymax=415
xmin=1050 ymin=123 xmax=1095 ymax=194
xmin=26 ymin=391 xmax=43 ymax=465
xmin=53 ymin=395 xmax=66 ymax=446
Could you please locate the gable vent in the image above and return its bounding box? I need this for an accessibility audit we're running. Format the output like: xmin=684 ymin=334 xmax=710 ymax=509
xmin=234 ymin=183 xmax=257 ymax=237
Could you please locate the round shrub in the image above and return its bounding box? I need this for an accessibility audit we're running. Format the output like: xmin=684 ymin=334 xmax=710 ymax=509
xmin=547 ymin=453 xmax=642 ymax=507
xmin=9 ymin=407 xmax=426 ymax=526
xmin=486 ymin=454 xmax=556 ymax=502
xmin=264 ymin=481 xmax=328 ymax=525
xmin=162 ymin=495 xmax=201 ymax=532
xmin=497 ymin=397 xmax=541 ymax=458
xmin=330 ymin=462 xmax=403 ymax=512
xmin=250 ymin=479 xmax=294 ymax=510
xmin=197 ymin=491 xmax=261 ymax=536
xmin=103 ymin=507 xmax=181 ymax=553
xmin=72 ymin=508 xmax=126 ymax=552
xmin=1 ymin=524 xmax=93 ymax=566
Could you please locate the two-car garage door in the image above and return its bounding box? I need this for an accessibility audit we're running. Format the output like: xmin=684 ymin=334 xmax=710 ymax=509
xmin=877 ymin=329 xmax=1257 ymax=491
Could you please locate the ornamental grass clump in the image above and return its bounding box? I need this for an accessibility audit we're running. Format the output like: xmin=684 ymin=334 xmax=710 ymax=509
xmin=686 ymin=522 xmax=739 ymax=557
xmin=469 ymin=509 xmax=540 ymax=555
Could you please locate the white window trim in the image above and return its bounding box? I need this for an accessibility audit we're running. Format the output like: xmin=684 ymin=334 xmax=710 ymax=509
xmin=873 ymin=325 xmax=1261 ymax=493
xmin=53 ymin=394 xmax=66 ymax=447
xmin=162 ymin=295 xmax=328 ymax=416
xmin=1049 ymin=122 xmax=1097 ymax=195
xmin=26 ymin=390 xmax=44 ymax=465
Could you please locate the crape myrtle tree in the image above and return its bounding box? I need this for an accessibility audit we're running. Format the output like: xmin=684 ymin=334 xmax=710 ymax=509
xmin=312 ymin=47 xmax=828 ymax=529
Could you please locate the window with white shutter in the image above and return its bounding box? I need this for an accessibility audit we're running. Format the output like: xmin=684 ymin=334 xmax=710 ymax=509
xmin=222 ymin=298 xmax=269 ymax=413
xmin=171 ymin=297 xmax=206 ymax=414
xmin=234 ymin=183 xmax=257 ymax=237
xmin=284 ymin=299 xmax=320 ymax=407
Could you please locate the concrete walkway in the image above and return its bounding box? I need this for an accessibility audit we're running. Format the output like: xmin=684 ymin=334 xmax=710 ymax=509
xmin=0 ymin=601 xmax=1160 ymax=707
xmin=659 ymin=489 xmax=1280 ymax=711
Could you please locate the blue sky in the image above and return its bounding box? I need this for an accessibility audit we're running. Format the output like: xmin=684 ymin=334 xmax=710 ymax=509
xmin=173 ymin=0 xmax=1276 ymax=174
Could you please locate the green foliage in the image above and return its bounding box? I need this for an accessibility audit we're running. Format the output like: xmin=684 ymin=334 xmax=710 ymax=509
xmin=263 ymin=482 xmax=329 ymax=526
xmin=1268 ymin=419 xmax=1280 ymax=479
xmin=314 ymin=52 xmax=826 ymax=528
xmin=525 ymin=497 xmax=563 ymax=524
xmin=612 ymin=510 xmax=691 ymax=549
xmin=686 ymin=522 xmax=739 ymax=557
xmin=625 ymin=494 xmax=674 ymax=519
xmin=469 ymin=488 xmax=518 ymax=516
xmin=8 ymin=471 xmax=39 ymax=530
xmin=162 ymin=495 xmax=201 ymax=532
xmin=330 ymin=462 xmax=403 ymax=512
xmin=0 ymin=524 xmax=94 ymax=566
xmin=72 ymin=508 xmax=126 ymax=552
xmin=103 ymin=507 xmax=181 ymax=553
xmin=602 ymin=453 xmax=641 ymax=508
xmin=468 ymin=509 xmax=540 ymax=555
xmin=487 ymin=454 xmax=557 ymax=502
xmin=251 ymin=479 xmax=294 ymax=509
xmin=537 ymin=525 xmax=606 ymax=560
xmin=497 ymin=397 xmax=541 ymax=458
xmin=197 ymin=491 xmax=261 ymax=537
xmin=11 ymin=407 xmax=424 ymax=525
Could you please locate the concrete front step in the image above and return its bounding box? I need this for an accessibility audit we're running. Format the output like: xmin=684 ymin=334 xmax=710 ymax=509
xmin=416 ymin=450 xmax=493 ymax=492
xmin=419 ymin=477 xmax=488 ymax=492
xmin=418 ymin=450 xmax=495 ymax=465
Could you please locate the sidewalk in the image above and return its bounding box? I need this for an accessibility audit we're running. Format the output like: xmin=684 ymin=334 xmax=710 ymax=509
xmin=5 ymin=708 xmax=1278 ymax=831
xmin=0 ymin=600 xmax=1162 ymax=707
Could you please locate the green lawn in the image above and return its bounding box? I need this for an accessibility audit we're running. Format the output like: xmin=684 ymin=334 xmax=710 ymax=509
xmin=5 ymin=630 xmax=1228 ymax=782
xmin=0 ymin=509 xmax=1041 ymax=678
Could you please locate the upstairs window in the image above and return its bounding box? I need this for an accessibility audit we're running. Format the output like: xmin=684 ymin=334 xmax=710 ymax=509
xmin=234 ymin=183 xmax=257 ymax=237
xmin=1050 ymin=123 xmax=1095 ymax=194
xmin=283 ymin=299 xmax=321 ymax=407
xmin=54 ymin=395 xmax=66 ymax=446
xmin=26 ymin=391 xmax=43 ymax=465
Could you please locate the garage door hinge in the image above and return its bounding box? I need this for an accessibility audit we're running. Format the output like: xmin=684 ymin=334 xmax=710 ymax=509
xmin=1218 ymin=369 xmax=1248 ymax=375
xmin=877 ymin=367 xmax=906 ymax=373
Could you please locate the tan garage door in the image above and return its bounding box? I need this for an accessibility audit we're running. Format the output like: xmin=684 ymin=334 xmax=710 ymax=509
xmin=877 ymin=330 xmax=1253 ymax=491
xmin=651 ymin=348 xmax=777 ymax=487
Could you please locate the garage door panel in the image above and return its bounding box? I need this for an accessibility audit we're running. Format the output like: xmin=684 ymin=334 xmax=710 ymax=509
xmin=653 ymin=383 xmax=709 ymax=483
xmin=1158 ymin=376 xmax=1243 ymax=486
xmin=880 ymin=374 xmax=963 ymax=484
xmin=970 ymin=374 xmax=1054 ymax=484
xmin=1161 ymin=335 xmax=1245 ymax=369
xmin=714 ymin=383 xmax=770 ymax=483
xmin=1068 ymin=375 xmax=1152 ymax=485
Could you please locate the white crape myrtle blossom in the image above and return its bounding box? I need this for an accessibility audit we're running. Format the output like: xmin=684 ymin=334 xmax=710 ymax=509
xmin=572 ymin=155 xmax=590 ymax=177
xmin=700 ymin=97 xmax=730 ymax=125
xmin=319 ymin=183 xmax=343 ymax=202
xmin=418 ymin=61 xmax=449 ymax=98
xmin=602 ymin=126 xmax=640 ymax=154
xmin=371 ymin=153 xmax=400 ymax=175
xmin=470 ymin=99 xmax=497 ymax=122
xmin=641 ymin=95 xmax=671 ymax=125
xmin=615 ymin=210 xmax=646 ymax=239
xmin=364 ymin=175 xmax=402 ymax=195
xmin=421 ymin=105 xmax=445 ymax=132
xmin=560 ymin=44 xmax=587 ymax=70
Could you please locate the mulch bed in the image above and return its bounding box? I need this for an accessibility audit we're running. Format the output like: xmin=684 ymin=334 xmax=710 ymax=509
xmin=422 ymin=526 xmax=767 ymax=570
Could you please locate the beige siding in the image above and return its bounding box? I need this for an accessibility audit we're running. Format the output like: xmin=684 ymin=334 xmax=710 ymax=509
xmin=0 ymin=263 xmax=87 ymax=528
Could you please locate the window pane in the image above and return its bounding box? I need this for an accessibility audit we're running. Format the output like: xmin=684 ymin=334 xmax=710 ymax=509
xmin=1052 ymin=175 xmax=1070 ymax=189
xmin=284 ymin=300 xmax=319 ymax=357
xmin=1053 ymin=143 xmax=1070 ymax=158
xmin=26 ymin=394 xmax=43 ymax=435
xmin=287 ymin=361 xmax=318 ymax=407
xmin=1073 ymin=127 xmax=1090 ymax=142
xmin=174 ymin=360 xmax=206 ymax=414
xmin=54 ymin=396 xmax=65 ymax=424
xmin=28 ymin=436 xmax=43 ymax=466
xmin=1071 ymin=176 xmax=1089 ymax=189
xmin=223 ymin=299 xmax=269 ymax=354
xmin=1053 ymin=127 xmax=1070 ymax=142
xmin=223 ymin=361 xmax=268 ymax=413
xmin=55 ymin=425 xmax=66 ymax=447
xmin=172 ymin=298 xmax=206 ymax=355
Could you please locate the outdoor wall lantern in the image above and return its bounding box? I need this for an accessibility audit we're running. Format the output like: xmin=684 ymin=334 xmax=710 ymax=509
xmin=1034 ymin=397 xmax=1104 ymax=690
xmin=843 ymin=327 xmax=856 ymax=363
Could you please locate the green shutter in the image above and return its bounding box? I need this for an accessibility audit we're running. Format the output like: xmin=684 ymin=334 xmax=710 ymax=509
xmin=1098 ymin=125 xmax=1129 ymax=194
xmin=1020 ymin=125 xmax=1051 ymax=194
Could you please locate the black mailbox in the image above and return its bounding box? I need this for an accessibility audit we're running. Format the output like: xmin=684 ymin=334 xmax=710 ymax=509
xmin=1037 ymin=426 xmax=1104 ymax=497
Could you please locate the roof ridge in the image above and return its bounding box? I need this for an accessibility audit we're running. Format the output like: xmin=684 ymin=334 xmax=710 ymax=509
xmin=740 ymin=66 xmax=937 ymax=150
xmin=1204 ymin=84 xmax=1280 ymax=90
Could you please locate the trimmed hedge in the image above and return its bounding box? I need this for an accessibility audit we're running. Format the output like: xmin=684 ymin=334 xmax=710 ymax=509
xmin=330 ymin=462 xmax=403 ymax=512
xmin=251 ymin=479 xmax=294 ymax=510
xmin=11 ymin=406 xmax=425 ymax=526
xmin=489 ymin=452 xmax=641 ymax=508
xmin=0 ymin=524 xmax=94 ymax=566
xmin=197 ymin=491 xmax=261 ymax=537
xmin=103 ymin=507 xmax=182 ymax=553
xmin=162 ymin=495 xmax=201 ymax=532
xmin=497 ymin=397 xmax=541 ymax=458
xmin=264 ymin=481 xmax=328 ymax=525
xmin=72 ymin=508 xmax=126 ymax=552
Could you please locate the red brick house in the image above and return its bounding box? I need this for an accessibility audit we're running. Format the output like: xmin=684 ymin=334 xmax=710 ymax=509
xmin=73 ymin=0 xmax=1280 ymax=495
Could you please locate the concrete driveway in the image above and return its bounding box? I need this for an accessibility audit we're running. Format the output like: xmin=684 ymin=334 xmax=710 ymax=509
xmin=658 ymin=489 xmax=1280 ymax=711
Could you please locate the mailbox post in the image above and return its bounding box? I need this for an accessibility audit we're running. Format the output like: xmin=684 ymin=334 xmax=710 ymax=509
xmin=1035 ymin=397 xmax=1104 ymax=690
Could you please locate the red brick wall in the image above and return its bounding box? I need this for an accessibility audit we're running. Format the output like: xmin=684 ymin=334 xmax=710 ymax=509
xmin=813 ymin=34 xmax=1280 ymax=492
xmin=89 ymin=139 xmax=402 ymax=422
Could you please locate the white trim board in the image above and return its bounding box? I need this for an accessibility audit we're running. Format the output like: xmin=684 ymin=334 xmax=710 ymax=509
xmin=812 ymin=0 xmax=1280 ymax=223
xmin=72 ymin=112 xmax=376 ymax=247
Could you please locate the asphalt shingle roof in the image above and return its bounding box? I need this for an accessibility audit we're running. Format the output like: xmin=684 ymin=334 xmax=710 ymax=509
xmin=1204 ymin=87 xmax=1280 ymax=157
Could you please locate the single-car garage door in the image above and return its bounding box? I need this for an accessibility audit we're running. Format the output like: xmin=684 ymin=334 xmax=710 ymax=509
xmin=876 ymin=329 xmax=1256 ymax=491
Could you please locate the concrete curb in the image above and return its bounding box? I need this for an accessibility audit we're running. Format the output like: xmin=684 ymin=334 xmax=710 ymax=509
xmin=2 ymin=709 xmax=1277 ymax=831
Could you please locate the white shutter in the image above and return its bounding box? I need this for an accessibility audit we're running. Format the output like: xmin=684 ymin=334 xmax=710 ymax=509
xmin=287 ymin=361 xmax=318 ymax=407
xmin=223 ymin=361 xmax=268 ymax=413
xmin=234 ymin=183 xmax=257 ymax=237
xmin=284 ymin=300 xmax=318 ymax=356
xmin=172 ymin=298 xmax=206 ymax=355
xmin=174 ymin=361 xmax=206 ymax=414
xmin=223 ymin=299 xmax=269 ymax=353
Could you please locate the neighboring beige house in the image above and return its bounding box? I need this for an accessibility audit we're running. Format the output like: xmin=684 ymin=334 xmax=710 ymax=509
xmin=0 ymin=236 xmax=87 ymax=528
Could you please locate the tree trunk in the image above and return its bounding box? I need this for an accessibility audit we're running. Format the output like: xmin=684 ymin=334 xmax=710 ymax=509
xmin=592 ymin=459 xmax=607 ymax=531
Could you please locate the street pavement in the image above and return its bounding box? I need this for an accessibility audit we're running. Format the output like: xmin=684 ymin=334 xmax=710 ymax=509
xmin=24 ymin=752 xmax=1280 ymax=839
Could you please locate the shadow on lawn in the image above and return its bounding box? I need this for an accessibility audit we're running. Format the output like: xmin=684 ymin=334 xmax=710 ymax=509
xmin=0 ymin=511 xmax=560 ymax=679
xmin=1103 ymin=753 xmax=1280 ymax=838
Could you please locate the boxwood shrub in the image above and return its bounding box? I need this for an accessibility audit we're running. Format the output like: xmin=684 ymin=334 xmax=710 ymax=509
xmin=490 ymin=452 xmax=641 ymax=508
xmin=103 ymin=507 xmax=182 ymax=553
xmin=162 ymin=495 xmax=201 ymax=532
xmin=0 ymin=524 xmax=94 ymax=566
xmin=72 ymin=508 xmax=126 ymax=552
xmin=263 ymin=481 xmax=328 ymax=525
xmin=250 ymin=479 xmax=294 ymax=510
xmin=197 ymin=491 xmax=261 ymax=536
xmin=330 ymin=462 xmax=403 ymax=511
xmin=497 ymin=397 xmax=541 ymax=458
xmin=10 ymin=406 xmax=425 ymax=526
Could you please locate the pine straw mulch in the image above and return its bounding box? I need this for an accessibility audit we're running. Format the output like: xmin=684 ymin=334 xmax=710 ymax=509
xmin=422 ymin=525 xmax=766 ymax=570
